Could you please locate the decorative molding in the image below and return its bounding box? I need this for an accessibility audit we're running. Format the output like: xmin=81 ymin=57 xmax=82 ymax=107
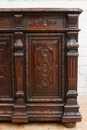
xmin=26 ymin=33 xmax=64 ymax=37
xmin=67 ymin=52 xmax=79 ymax=57
xmin=26 ymin=34 xmax=29 ymax=102
xmin=14 ymin=51 xmax=24 ymax=57
xmin=0 ymin=8 xmax=83 ymax=13
xmin=66 ymin=90 xmax=78 ymax=97
xmin=63 ymin=112 xmax=81 ymax=116
xmin=61 ymin=35 xmax=65 ymax=100
xmin=27 ymin=106 xmax=63 ymax=115
xmin=14 ymin=32 xmax=23 ymax=36
xmin=26 ymin=98 xmax=63 ymax=102
xmin=33 ymin=19 xmax=56 ymax=26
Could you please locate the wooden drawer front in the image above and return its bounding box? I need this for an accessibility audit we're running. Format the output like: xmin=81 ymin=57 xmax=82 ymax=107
xmin=25 ymin=16 xmax=65 ymax=30
xmin=0 ymin=17 xmax=13 ymax=30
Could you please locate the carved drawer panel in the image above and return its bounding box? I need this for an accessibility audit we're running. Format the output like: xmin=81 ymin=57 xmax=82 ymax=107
xmin=24 ymin=16 xmax=65 ymax=30
xmin=26 ymin=33 xmax=65 ymax=102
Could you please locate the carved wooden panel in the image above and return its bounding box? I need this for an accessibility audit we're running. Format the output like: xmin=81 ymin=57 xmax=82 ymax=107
xmin=26 ymin=33 xmax=65 ymax=102
xmin=25 ymin=16 xmax=65 ymax=30
xmin=0 ymin=34 xmax=14 ymax=102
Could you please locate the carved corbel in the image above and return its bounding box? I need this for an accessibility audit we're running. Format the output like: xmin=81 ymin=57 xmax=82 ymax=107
xmin=14 ymin=32 xmax=23 ymax=49
xmin=68 ymin=14 xmax=79 ymax=28
xmin=67 ymin=32 xmax=79 ymax=57
xmin=14 ymin=14 xmax=22 ymax=29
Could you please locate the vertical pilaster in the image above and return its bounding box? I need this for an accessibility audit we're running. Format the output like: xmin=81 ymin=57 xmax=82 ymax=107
xmin=12 ymin=32 xmax=28 ymax=123
xmin=62 ymin=32 xmax=82 ymax=127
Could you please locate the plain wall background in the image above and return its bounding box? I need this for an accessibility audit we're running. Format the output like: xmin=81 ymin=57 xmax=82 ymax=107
xmin=0 ymin=0 xmax=87 ymax=95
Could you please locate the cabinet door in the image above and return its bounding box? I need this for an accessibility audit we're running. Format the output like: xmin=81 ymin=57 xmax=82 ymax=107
xmin=26 ymin=33 xmax=65 ymax=103
xmin=0 ymin=34 xmax=14 ymax=102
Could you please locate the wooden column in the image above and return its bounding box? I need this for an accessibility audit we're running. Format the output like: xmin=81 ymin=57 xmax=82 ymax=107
xmin=62 ymin=32 xmax=82 ymax=127
xmin=12 ymin=32 xmax=28 ymax=123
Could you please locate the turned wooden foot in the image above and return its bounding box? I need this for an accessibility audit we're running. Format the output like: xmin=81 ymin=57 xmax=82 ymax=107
xmin=64 ymin=122 xmax=76 ymax=128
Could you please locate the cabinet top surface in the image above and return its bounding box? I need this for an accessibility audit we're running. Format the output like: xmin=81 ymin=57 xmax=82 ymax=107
xmin=0 ymin=8 xmax=83 ymax=13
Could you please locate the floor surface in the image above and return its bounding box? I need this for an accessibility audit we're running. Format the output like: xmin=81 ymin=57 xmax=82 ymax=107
xmin=0 ymin=95 xmax=86 ymax=130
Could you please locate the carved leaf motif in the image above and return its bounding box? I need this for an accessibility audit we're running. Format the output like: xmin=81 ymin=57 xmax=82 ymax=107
xmin=33 ymin=19 xmax=56 ymax=26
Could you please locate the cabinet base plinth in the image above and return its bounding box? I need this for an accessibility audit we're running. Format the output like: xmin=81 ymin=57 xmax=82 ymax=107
xmin=12 ymin=115 xmax=28 ymax=123
xmin=64 ymin=122 xmax=76 ymax=128
xmin=62 ymin=115 xmax=82 ymax=123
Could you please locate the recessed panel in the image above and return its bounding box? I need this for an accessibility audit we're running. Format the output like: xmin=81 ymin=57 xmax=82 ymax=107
xmin=26 ymin=33 xmax=65 ymax=102
xmin=0 ymin=35 xmax=14 ymax=101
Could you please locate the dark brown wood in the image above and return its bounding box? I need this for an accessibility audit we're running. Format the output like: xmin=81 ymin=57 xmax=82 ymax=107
xmin=0 ymin=8 xmax=83 ymax=127
xmin=64 ymin=122 xmax=76 ymax=128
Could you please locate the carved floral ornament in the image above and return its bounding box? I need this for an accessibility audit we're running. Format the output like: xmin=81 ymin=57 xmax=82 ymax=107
xmin=33 ymin=19 xmax=56 ymax=26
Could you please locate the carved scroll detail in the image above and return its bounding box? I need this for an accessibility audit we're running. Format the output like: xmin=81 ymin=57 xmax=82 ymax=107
xmin=33 ymin=19 xmax=56 ymax=26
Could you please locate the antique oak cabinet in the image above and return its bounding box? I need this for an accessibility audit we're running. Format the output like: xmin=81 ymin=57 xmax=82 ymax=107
xmin=0 ymin=8 xmax=83 ymax=127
